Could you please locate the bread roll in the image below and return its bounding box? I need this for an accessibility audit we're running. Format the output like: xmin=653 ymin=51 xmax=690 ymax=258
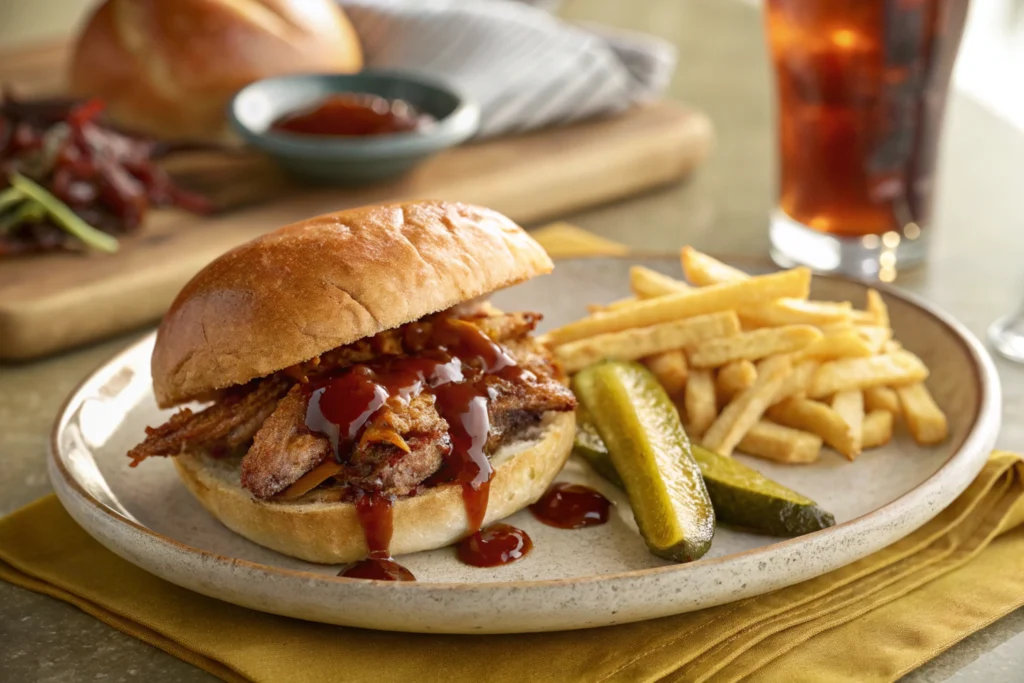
xmin=69 ymin=0 xmax=363 ymax=139
xmin=151 ymin=200 xmax=554 ymax=408
xmin=174 ymin=411 xmax=575 ymax=564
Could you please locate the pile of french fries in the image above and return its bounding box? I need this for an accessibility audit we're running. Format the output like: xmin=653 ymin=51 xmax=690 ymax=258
xmin=543 ymin=247 xmax=949 ymax=465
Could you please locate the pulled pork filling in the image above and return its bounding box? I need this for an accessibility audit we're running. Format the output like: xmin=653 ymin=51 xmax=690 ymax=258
xmin=128 ymin=311 xmax=576 ymax=500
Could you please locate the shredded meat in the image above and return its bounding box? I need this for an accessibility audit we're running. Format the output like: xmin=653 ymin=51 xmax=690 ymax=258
xmin=127 ymin=377 xmax=291 ymax=466
xmin=483 ymin=372 xmax=577 ymax=452
xmin=129 ymin=312 xmax=576 ymax=500
xmin=344 ymin=431 xmax=452 ymax=496
xmin=472 ymin=311 xmax=542 ymax=345
xmin=243 ymin=390 xmax=451 ymax=499
xmin=240 ymin=386 xmax=333 ymax=498
xmin=289 ymin=311 xmax=542 ymax=382
xmin=241 ymin=339 xmax=575 ymax=499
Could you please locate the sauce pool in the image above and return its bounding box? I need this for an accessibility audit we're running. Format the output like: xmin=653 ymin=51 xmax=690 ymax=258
xmin=530 ymin=483 xmax=612 ymax=529
xmin=270 ymin=94 xmax=434 ymax=137
xmin=338 ymin=493 xmax=417 ymax=581
xmin=456 ymin=523 xmax=533 ymax=567
xmin=339 ymin=556 xmax=416 ymax=581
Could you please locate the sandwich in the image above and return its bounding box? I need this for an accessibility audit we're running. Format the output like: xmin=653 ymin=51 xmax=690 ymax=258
xmin=127 ymin=201 xmax=577 ymax=564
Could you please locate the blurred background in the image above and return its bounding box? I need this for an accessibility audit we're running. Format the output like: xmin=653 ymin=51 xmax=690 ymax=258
xmin=5 ymin=0 xmax=1023 ymax=129
xmin=2 ymin=0 xmax=1024 ymax=353
xmin=3 ymin=0 xmax=1022 ymax=255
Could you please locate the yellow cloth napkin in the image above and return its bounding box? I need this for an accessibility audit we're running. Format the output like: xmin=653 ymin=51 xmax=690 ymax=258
xmin=2 ymin=228 xmax=1023 ymax=682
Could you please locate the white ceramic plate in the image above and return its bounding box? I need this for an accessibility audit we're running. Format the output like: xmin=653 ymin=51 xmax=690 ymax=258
xmin=49 ymin=257 xmax=1001 ymax=634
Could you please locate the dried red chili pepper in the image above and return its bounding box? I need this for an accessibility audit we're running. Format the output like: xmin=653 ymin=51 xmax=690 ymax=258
xmin=0 ymin=91 xmax=213 ymax=254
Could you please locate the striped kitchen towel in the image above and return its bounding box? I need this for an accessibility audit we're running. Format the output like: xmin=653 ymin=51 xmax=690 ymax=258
xmin=339 ymin=0 xmax=677 ymax=138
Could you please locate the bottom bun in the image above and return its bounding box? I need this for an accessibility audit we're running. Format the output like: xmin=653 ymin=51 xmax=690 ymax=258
xmin=173 ymin=411 xmax=576 ymax=563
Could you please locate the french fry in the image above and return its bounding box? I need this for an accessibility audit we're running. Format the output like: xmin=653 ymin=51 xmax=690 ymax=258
xmin=737 ymin=420 xmax=823 ymax=464
xmin=831 ymin=390 xmax=864 ymax=460
xmin=643 ymin=349 xmax=689 ymax=397
xmin=680 ymin=248 xmax=850 ymax=327
xmin=587 ymin=296 xmax=636 ymax=314
xmin=701 ymin=356 xmax=792 ymax=457
xmin=866 ymin=289 xmax=890 ymax=329
xmin=766 ymin=397 xmax=858 ymax=459
xmin=855 ymin=326 xmax=892 ymax=354
xmin=630 ymin=266 xmax=690 ymax=299
xmin=570 ymin=246 xmax=939 ymax=465
xmin=716 ymin=360 xmax=757 ymax=404
xmin=690 ymin=325 xmax=823 ymax=368
xmin=819 ymin=321 xmax=856 ymax=336
xmin=553 ymin=311 xmax=740 ymax=373
xmin=862 ymin=409 xmax=894 ymax=449
xmin=849 ymin=309 xmax=877 ymax=325
xmin=545 ymin=267 xmax=811 ymax=345
xmin=896 ymin=382 xmax=949 ymax=445
xmin=808 ymin=351 xmax=929 ymax=398
xmin=680 ymin=246 xmax=748 ymax=285
xmin=864 ymin=386 xmax=900 ymax=414
xmin=738 ymin=299 xmax=852 ymax=328
xmin=685 ymin=368 xmax=717 ymax=437
xmin=770 ymin=357 xmax=819 ymax=404
xmin=796 ymin=331 xmax=875 ymax=360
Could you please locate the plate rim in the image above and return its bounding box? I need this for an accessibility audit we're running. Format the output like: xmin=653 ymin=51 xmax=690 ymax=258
xmin=48 ymin=259 xmax=1002 ymax=595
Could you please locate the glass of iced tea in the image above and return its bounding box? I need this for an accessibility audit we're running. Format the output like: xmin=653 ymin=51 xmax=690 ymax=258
xmin=765 ymin=0 xmax=970 ymax=280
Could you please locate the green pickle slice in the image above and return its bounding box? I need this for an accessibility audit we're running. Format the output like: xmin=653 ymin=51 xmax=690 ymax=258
xmin=573 ymin=389 xmax=835 ymax=538
xmin=572 ymin=361 xmax=715 ymax=562
xmin=573 ymin=406 xmax=625 ymax=488
xmin=690 ymin=444 xmax=835 ymax=537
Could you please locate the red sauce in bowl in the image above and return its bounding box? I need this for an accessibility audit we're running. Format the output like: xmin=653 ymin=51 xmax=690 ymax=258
xmin=270 ymin=94 xmax=434 ymax=137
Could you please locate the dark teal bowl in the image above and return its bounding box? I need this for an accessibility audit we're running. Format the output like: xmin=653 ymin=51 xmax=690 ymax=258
xmin=229 ymin=71 xmax=480 ymax=185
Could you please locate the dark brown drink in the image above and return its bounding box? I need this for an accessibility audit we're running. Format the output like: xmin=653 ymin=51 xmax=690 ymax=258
xmin=767 ymin=0 xmax=969 ymax=238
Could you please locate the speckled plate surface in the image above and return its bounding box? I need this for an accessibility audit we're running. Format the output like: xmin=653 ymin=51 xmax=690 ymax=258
xmin=49 ymin=257 xmax=1001 ymax=634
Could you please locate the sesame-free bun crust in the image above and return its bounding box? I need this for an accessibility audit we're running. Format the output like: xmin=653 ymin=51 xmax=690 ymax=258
xmin=151 ymin=201 xmax=553 ymax=408
xmin=173 ymin=411 xmax=575 ymax=564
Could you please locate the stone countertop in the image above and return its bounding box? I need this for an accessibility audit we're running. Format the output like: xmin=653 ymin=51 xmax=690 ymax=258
xmin=2 ymin=0 xmax=1023 ymax=681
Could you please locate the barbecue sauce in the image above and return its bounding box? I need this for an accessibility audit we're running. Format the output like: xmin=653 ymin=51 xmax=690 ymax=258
xmin=456 ymin=523 xmax=533 ymax=567
xmin=339 ymin=495 xmax=415 ymax=581
xmin=530 ymin=483 xmax=611 ymax=529
xmin=270 ymin=94 xmax=434 ymax=137
xmin=309 ymin=317 xmax=535 ymax=578
xmin=339 ymin=557 xmax=415 ymax=581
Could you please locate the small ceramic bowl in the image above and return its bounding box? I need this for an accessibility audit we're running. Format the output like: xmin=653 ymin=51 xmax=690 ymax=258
xmin=229 ymin=71 xmax=480 ymax=185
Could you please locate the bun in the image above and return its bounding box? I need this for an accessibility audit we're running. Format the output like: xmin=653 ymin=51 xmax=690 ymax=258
xmin=68 ymin=0 xmax=363 ymax=139
xmin=173 ymin=411 xmax=575 ymax=563
xmin=151 ymin=201 xmax=553 ymax=408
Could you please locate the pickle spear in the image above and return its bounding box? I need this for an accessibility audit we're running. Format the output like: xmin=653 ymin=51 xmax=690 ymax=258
xmin=574 ymin=410 xmax=835 ymax=537
xmin=690 ymin=444 xmax=835 ymax=537
xmin=573 ymin=406 xmax=625 ymax=488
xmin=572 ymin=361 xmax=715 ymax=562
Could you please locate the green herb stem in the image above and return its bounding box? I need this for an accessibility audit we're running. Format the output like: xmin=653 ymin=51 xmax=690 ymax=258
xmin=0 ymin=186 xmax=24 ymax=214
xmin=0 ymin=200 xmax=47 ymax=233
xmin=9 ymin=172 xmax=119 ymax=253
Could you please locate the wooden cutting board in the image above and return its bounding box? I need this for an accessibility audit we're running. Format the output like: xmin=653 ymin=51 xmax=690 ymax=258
xmin=0 ymin=41 xmax=714 ymax=360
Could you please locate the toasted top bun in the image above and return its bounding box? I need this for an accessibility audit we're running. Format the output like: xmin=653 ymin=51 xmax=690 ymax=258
xmin=152 ymin=201 xmax=553 ymax=408
xmin=173 ymin=411 xmax=575 ymax=563
xmin=69 ymin=0 xmax=363 ymax=139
